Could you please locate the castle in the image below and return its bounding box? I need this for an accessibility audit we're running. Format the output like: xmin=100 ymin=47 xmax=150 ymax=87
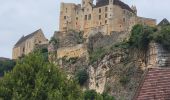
xmin=13 ymin=0 xmax=157 ymax=60
xmin=59 ymin=0 xmax=156 ymax=37
xmin=12 ymin=29 xmax=48 ymax=59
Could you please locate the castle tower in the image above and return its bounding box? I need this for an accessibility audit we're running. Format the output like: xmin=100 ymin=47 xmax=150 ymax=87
xmin=82 ymin=0 xmax=94 ymax=8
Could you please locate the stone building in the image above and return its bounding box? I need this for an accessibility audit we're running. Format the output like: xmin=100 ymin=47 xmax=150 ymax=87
xmin=59 ymin=0 xmax=156 ymax=37
xmin=12 ymin=29 xmax=48 ymax=59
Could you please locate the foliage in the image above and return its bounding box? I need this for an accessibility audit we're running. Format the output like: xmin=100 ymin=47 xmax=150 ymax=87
xmin=0 ymin=60 xmax=15 ymax=76
xmin=111 ymin=41 xmax=129 ymax=50
xmin=75 ymin=69 xmax=89 ymax=86
xmin=49 ymin=37 xmax=58 ymax=45
xmin=0 ymin=52 xmax=83 ymax=100
xmin=128 ymin=24 xmax=155 ymax=50
xmin=84 ymin=90 xmax=115 ymax=100
xmin=75 ymin=31 xmax=84 ymax=44
xmin=119 ymin=76 xmax=130 ymax=86
xmin=62 ymin=57 xmax=78 ymax=64
xmin=34 ymin=47 xmax=49 ymax=62
xmin=153 ymin=25 xmax=170 ymax=50
xmin=89 ymin=48 xmax=107 ymax=64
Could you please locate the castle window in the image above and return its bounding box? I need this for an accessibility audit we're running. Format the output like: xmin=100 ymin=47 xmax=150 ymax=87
xmin=105 ymin=13 xmax=107 ymax=18
xmin=76 ymin=17 xmax=78 ymax=20
xmin=105 ymin=20 xmax=107 ymax=24
xmin=76 ymin=22 xmax=77 ymax=25
xmin=88 ymin=14 xmax=91 ymax=20
xmin=99 ymin=8 xmax=101 ymax=13
xmin=64 ymin=16 xmax=66 ymax=19
xmin=85 ymin=15 xmax=87 ymax=20
xmin=99 ymin=15 xmax=101 ymax=20
xmin=105 ymin=7 xmax=108 ymax=11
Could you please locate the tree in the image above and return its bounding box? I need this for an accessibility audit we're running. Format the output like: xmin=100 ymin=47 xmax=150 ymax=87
xmin=0 ymin=60 xmax=15 ymax=76
xmin=129 ymin=24 xmax=155 ymax=50
xmin=84 ymin=90 xmax=115 ymax=100
xmin=154 ymin=25 xmax=170 ymax=50
xmin=0 ymin=52 xmax=83 ymax=100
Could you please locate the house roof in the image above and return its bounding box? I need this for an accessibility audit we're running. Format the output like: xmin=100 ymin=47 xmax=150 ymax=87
xmin=14 ymin=29 xmax=42 ymax=47
xmin=133 ymin=68 xmax=170 ymax=100
xmin=158 ymin=18 xmax=170 ymax=26
xmin=94 ymin=0 xmax=134 ymax=13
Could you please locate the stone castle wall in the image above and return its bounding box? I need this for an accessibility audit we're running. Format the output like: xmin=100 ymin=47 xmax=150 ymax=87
xmin=59 ymin=0 xmax=156 ymax=38
xmin=57 ymin=44 xmax=88 ymax=59
xmin=147 ymin=42 xmax=170 ymax=68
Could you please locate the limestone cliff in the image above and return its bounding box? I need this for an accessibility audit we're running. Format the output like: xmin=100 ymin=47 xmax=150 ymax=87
xmin=88 ymin=48 xmax=144 ymax=99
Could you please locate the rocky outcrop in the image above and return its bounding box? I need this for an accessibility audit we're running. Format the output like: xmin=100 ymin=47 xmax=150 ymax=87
xmin=53 ymin=30 xmax=84 ymax=48
xmin=88 ymin=48 xmax=144 ymax=99
xmin=87 ymin=31 xmax=129 ymax=52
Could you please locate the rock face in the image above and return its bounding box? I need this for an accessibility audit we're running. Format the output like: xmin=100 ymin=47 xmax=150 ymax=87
xmin=88 ymin=49 xmax=144 ymax=99
xmin=87 ymin=31 xmax=129 ymax=52
xmin=88 ymin=55 xmax=110 ymax=93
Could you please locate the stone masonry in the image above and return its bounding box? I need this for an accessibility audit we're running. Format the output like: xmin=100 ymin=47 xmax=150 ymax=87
xmin=59 ymin=0 xmax=156 ymax=37
xmin=12 ymin=29 xmax=48 ymax=59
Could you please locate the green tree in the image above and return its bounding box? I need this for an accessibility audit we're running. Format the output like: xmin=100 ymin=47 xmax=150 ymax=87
xmin=154 ymin=25 xmax=170 ymax=50
xmin=84 ymin=90 xmax=115 ymax=100
xmin=0 ymin=52 xmax=83 ymax=100
xmin=129 ymin=24 xmax=154 ymax=50
xmin=0 ymin=60 xmax=15 ymax=76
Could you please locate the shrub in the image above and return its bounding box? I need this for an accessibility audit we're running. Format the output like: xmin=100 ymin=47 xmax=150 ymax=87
xmin=84 ymin=90 xmax=115 ymax=100
xmin=89 ymin=48 xmax=107 ymax=63
xmin=154 ymin=25 xmax=170 ymax=50
xmin=75 ymin=69 xmax=89 ymax=85
xmin=84 ymin=90 xmax=97 ymax=100
xmin=119 ymin=76 xmax=130 ymax=86
xmin=129 ymin=24 xmax=155 ymax=50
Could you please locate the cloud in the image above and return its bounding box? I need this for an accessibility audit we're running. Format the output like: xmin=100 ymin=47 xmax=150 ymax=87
xmin=0 ymin=0 xmax=170 ymax=58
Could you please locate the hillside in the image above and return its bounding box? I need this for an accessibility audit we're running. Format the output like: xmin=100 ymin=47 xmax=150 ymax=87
xmin=0 ymin=57 xmax=10 ymax=61
xmin=48 ymin=23 xmax=170 ymax=99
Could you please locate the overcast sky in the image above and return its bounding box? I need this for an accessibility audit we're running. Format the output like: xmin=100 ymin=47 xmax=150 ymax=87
xmin=0 ymin=0 xmax=170 ymax=58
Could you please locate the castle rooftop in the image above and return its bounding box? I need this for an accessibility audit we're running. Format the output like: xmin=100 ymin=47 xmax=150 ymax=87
xmin=95 ymin=0 xmax=134 ymax=13
xmin=14 ymin=29 xmax=42 ymax=47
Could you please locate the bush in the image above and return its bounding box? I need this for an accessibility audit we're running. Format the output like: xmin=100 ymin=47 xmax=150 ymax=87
xmin=75 ymin=69 xmax=89 ymax=85
xmin=84 ymin=90 xmax=115 ymax=100
xmin=129 ymin=24 xmax=155 ymax=50
xmin=84 ymin=90 xmax=97 ymax=100
xmin=154 ymin=25 xmax=170 ymax=50
xmin=119 ymin=76 xmax=130 ymax=86
xmin=89 ymin=48 xmax=107 ymax=63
